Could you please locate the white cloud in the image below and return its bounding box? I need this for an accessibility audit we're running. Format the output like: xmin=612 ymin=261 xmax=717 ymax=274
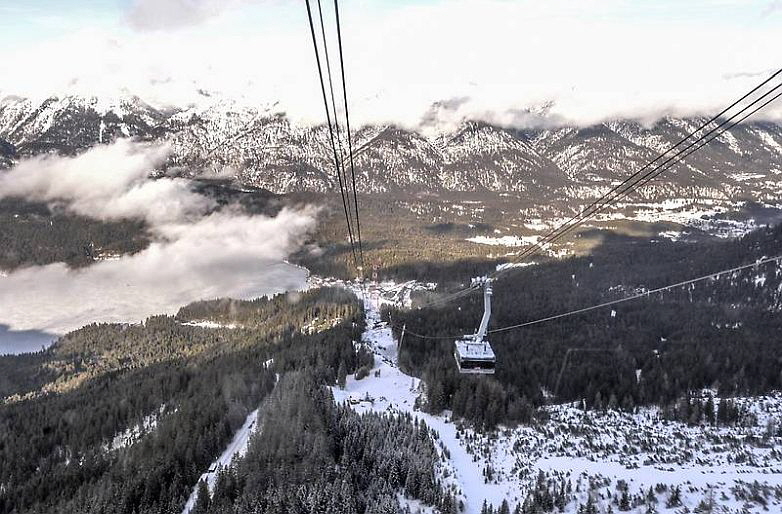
xmin=0 ymin=141 xmax=317 ymax=338
xmin=0 ymin=209 xmax=313 ymax=336
xmin=1 ymin=1 xmax=781 ymax=129
xmin=125 ymin=0 xmax=247 ymax=31
xmin=0 ymin=139 xmax=212 ymax=225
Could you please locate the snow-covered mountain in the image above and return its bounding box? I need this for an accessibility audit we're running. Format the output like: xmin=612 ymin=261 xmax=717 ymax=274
xmin=0 ymin=136 xmax=15 ymax=168
xmin=2 ymin=94 xmax=781 ymax=201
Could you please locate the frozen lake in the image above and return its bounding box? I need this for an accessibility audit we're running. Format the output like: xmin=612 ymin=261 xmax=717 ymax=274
xmin=0 ymin=261 xmax=308 ymax=355
xmin=0 ymin=324 xmax=58 ymax=355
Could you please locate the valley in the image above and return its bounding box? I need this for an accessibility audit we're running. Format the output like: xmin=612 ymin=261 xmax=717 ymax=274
xmin=2 ymin=1 xmax=782 ymax=513
xmin=331 ymin=280 xmax=782 ymax=513
xmin=1 ymin=90 xmax=782 ymax=514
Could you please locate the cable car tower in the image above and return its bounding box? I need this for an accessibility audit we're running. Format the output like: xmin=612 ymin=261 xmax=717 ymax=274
xmin=453 ymin=277 xmax=496 ymax=374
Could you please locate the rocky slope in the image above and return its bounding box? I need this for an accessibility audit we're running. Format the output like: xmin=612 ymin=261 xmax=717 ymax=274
xmin=2 ymin=94 xmax=781 ymax=202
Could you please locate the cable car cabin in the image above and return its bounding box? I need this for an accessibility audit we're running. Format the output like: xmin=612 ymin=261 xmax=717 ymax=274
xmin=453 ymin=276 xmax=497 ymax=374
xmin=453 ymin=338 xmax=496 ymax=374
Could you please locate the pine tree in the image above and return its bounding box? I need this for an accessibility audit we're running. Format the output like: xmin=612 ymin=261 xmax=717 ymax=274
xmin=337 ymin=361 xmax=347 ymax=389
xmin=618 ymin=490 xmax=631 ymax=511
xmin=665 ymin=486 xmax=682 ymax=508
xmin=193 ymin=480 xmax=210 ymax=514
xmin=704 ymin=395 xmax=715 ymax=424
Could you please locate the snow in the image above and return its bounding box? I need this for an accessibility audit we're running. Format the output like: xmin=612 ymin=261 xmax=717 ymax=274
xmin=467 ymin=235 xmax=541 ymax=247
xmin=657 ymin=230 xmax=683 ymax=241
xmin=181 ymin=408 xmax=261 ymax=514
xmin=331 ymin=284 xmax=520 ymax=512
xmin=179 ymin=320 xmax=240 ymax=329
xmin=103 ymin=404 xmax=166 ymax=452
xmin=580 ymin=198 xmax=760 ymax=239
xmin=730 ymin=172 xmax=766 ymax=182
xmin=494 ymin=261 xmax=536 ymax=273
xmin=454 ymin=340 xmax=495 ymax=359
xmin=330 ymin=281 xmax=782 ymax=513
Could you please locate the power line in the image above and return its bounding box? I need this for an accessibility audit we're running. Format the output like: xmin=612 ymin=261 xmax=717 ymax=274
xmin=305 ymin=0 xmax=358 ymax=267
xmin=491 ymin=69 xmax=782 ymax=280
xmin=334 ymin=0 xmax=364 ymax=269
xmin=490 ymin=255 xmax=782 ymax=332
xmin=412 ymin=68 xmax=782 ymax=310
xmin=316 ymin=0 xmax=354 ymax=238
xmin=395 ymin=255 xmax=782 ymax=339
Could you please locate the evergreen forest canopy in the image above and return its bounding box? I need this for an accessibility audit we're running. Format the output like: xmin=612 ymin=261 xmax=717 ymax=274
xmin=0 ymin=288 xmax=387 ymax=514
xmin=2 ymin=194 xmax=782 ymax=512
xmin=389 ymin=223 xmax=782 ymax=428
xmin=0 ymin=197 xmax=149 ymax=270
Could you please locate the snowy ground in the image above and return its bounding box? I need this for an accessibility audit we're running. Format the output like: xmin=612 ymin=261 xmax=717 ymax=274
xmin=179 ymin=320 xmax=241 ymax=329
xmin=181 ymin=408 xmax=262 ymax=514
xmin=466 ymin=235 xmax=542 ymax=247
xmin=103 ymin=404 xmax=167 ymax=453
xmin=332 ymin=281 xmax=782 ymax=513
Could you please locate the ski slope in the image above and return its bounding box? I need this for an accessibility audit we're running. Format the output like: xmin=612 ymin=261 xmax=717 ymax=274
xmin=331 ymin=283 xmax=522 ymax=512
xmin=332 ymin=281 xmax=782 ymax=513
xmin=181 ymin=408 xmax=261 ymax=514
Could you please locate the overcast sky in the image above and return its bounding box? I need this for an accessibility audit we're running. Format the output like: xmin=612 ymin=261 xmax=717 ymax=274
xmin=1 ymin=0 xmax=781 ymax=127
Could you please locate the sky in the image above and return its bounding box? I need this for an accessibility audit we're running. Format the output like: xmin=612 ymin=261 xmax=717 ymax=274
xmin=1 ymin=0 xmax=781 ymax=127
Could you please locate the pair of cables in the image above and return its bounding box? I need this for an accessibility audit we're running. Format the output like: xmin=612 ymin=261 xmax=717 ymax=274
xmin=418 ymin=67 xmax=782 ymax=310
xmin=489 ymin=68 xmax=782 ymax=281
xmin=305 ymin=0 xmax=364 ymax=271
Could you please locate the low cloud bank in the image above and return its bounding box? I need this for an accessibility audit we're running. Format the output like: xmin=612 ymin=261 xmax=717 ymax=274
xmin=0 ymin=141 xmax=316 ymax=344
xmin=0 ymin=140 xmax=212 ymax=225
xmin=3 ymin=1 xmax=780 ymax=132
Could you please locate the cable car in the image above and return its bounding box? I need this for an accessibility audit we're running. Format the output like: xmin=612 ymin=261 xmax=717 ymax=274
xmin=453 ymin=277 xmax=496 ymax=374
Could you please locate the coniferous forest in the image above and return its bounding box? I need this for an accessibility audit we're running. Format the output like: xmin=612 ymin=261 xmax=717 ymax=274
xmin=193 ymin=372 xmax=450 ymax=514
xmin=0 ymin=197 xmax=149 ymax=270
xmin=3 ymin=219 xmax=782 ymax=512
xmin=389 ymin=224 xmax=782 ymax=428
xmin=0 ymin=288 xmax=442 ymax=514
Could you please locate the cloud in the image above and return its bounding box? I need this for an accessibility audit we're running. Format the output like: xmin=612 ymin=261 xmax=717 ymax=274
xmin=0 ymin=140 xmax=213 ymax=225
xmin=2 ymin=0 xmax=781 ymax=129
xmin=0 ymin=141 xmax=317 ymax=340
xmin=761 ymin=0 xmax=782 ymax=17
xmin=0 ymin=209 xmax=313 ymax=336
xmin=125 ymin=0 xmax=245 ymax=31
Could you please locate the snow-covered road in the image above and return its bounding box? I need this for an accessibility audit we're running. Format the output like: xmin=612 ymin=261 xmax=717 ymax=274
xmin=181 ymin=408 xmax=261 ymax=514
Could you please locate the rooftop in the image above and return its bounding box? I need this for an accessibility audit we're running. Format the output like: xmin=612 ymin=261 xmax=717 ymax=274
xmin=454 ymin=338 xmax=495 ymax=360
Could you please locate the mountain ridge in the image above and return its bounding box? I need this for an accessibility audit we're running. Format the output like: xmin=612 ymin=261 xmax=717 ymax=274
xmin=2 ymin=94 xmax=781 ymax=203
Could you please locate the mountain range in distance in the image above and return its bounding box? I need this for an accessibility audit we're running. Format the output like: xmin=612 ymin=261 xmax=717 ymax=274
xmin=1 ymin=93 xmax=781 ymax=207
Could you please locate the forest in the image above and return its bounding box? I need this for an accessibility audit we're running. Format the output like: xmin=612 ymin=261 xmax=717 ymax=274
xmin=0 ymin=197 xmax=149 ymax=270
xmin=389 ymin=223 xmax=782 ymax=428
xmin=191 ymin=372 xmax=451 ymax=514
xmin=3 ymin=190 xmax=782 ymax=511
xmin=0 ymin=288 xmax=369 ymax=513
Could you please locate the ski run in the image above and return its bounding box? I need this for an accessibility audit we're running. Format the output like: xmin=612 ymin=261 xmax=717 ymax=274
xmin=331 ymin=281 xmax=782 ymax=514
xmin=180 ymin=279 xmax=782 ymax=514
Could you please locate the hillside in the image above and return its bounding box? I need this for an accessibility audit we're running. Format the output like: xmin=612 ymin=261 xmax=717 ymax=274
xmin=390 ymin=222 xmax=782 ymax=427
xmin=2 ymin=94 xmax=781 ymax=203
